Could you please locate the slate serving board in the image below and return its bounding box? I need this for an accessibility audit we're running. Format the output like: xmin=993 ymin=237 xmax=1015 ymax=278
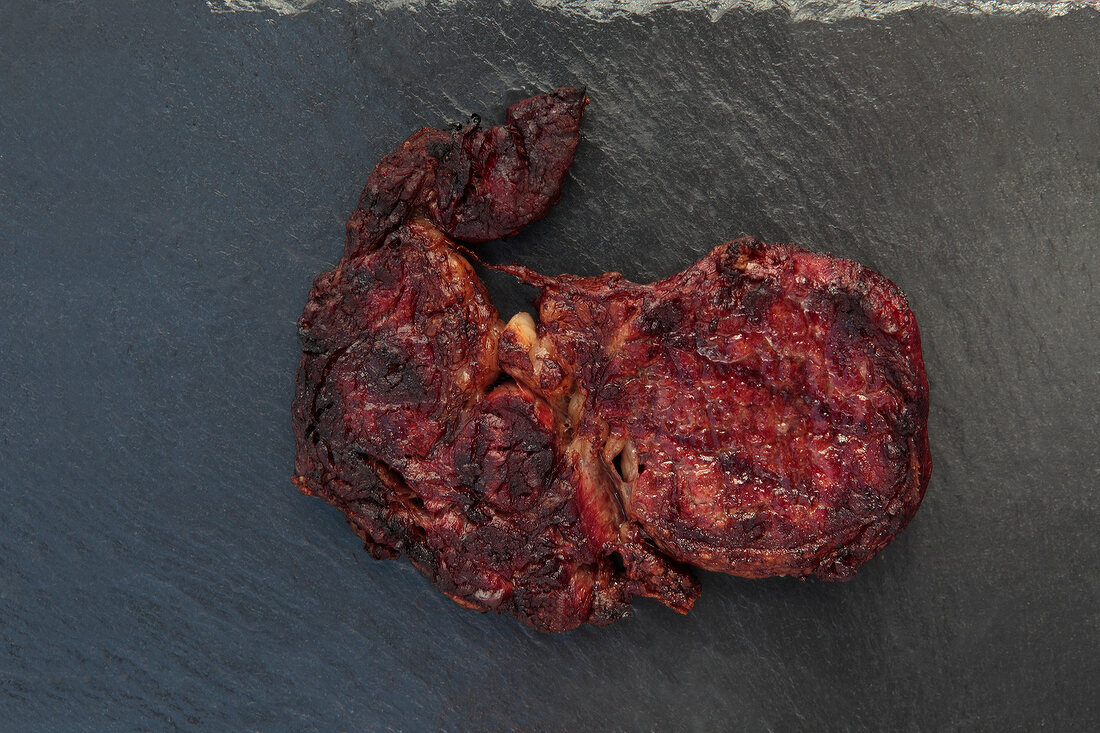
xmin=2 ymin=1 xmax=1098 ymax=730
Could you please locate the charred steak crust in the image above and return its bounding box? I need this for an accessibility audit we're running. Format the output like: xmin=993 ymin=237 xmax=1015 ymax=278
xmin=294 ymin=90 xmax=698 ymax=632
xmin=344 ymin=86 xmax=587 ymax=258
xmin=292 ymin=88 xmax=931 ymax=631
xmin=498 ymin=240 xmax=930 ymax=581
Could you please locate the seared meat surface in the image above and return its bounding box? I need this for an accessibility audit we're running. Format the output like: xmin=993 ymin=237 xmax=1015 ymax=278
xmin=499 ymin=240 xmax=930 ymax=581
xmin=293 ymin=90 xmax=697 ymax=631
xmin=292 ymin=88 xmax=930 ymax=631
xmin=344 ymin=86 xmax=588 ymax=258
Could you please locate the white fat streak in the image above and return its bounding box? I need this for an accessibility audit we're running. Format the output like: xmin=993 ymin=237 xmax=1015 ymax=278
xmin=208 ymin=0 xmax=1097 ymax=21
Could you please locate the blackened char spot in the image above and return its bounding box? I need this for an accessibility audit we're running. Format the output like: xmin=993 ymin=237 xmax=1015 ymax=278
xmin=740 ymin=282 xmax=779 ymax=322
xmin=360 ymin=339 xmax=426 ymax=397
xmin=718 ymin=449 xmax=754 ymax=478
xmin=426 ymin=139 xmax=451 ymax=160
xmin=639 ymin=298 xmax=685 ymax=336
xmin=738 ymin=516 xmax=767 ymax=543
xmin=829 ymin=290 xmax=873 ymax=340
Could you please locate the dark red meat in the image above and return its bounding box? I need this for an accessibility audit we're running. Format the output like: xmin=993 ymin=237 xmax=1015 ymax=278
xmin=293 ymin=90 xmax=698 ymax=632
xmin=344 ymin=86 xmax=587 ymax=258
xmin=292 ymin=88 xmax=931 ymax=631
xmin=498 ymin=240 xmax=930 ymax=580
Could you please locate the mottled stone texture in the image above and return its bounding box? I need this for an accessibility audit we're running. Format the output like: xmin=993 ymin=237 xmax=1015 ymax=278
xmin=0 ymin=0 xmax=1097 ymax=730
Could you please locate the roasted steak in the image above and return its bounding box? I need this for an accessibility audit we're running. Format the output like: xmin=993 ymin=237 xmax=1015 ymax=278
xmin=292 ymin=87 xmax=931 ymax=631
xmin=498 ymin=241 xmax=930 ymax=581
xmin=293 ymin=90 xmax=698 ymax=631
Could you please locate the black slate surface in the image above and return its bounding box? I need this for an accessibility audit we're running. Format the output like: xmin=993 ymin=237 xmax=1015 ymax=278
xmin=2 ymin=1 xmax=1098 ymax=730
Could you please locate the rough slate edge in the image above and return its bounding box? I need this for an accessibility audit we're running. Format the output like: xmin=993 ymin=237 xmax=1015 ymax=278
xmin=209 ymin=0 xmax=1100 ymax=23
xmin=0 ymin=0 xmax=1097 ymax=730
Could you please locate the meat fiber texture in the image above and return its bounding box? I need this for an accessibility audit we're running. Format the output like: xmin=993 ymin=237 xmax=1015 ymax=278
xmin=292 ymin=88 xmax=931 ymax=632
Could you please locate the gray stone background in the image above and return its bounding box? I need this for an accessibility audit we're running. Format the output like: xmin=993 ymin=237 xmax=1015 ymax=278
xmin=1 ymin=1 xmax=1097 ymax=729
